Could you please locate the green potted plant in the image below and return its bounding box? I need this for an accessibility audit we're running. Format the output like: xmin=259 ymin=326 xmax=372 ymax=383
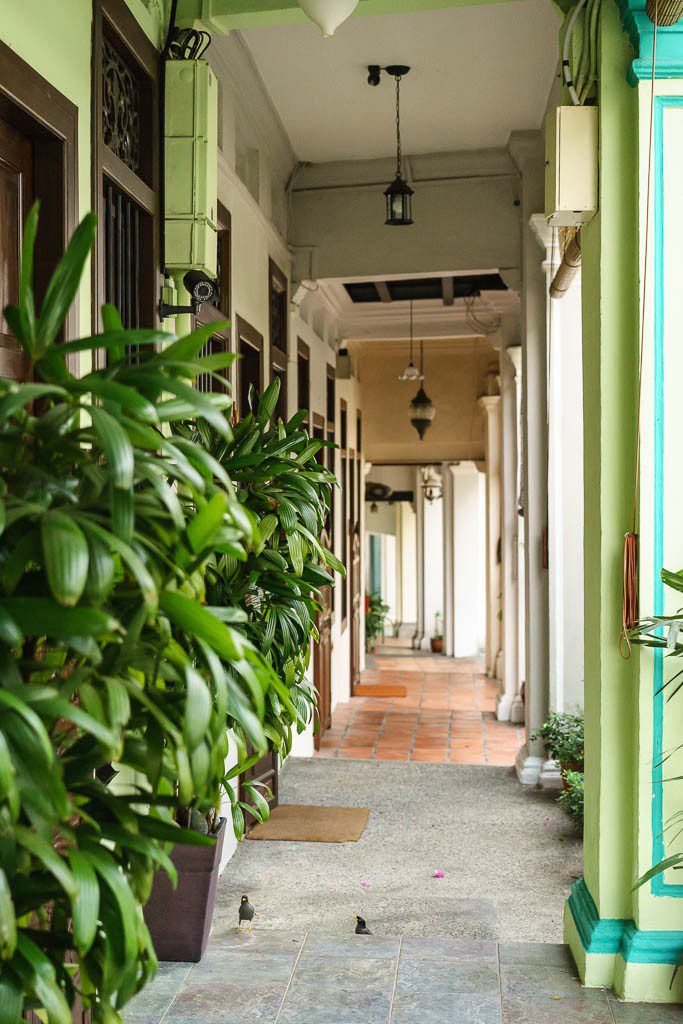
xmin=0 ymin=206 xmax=279 ymax=1019
xmin=557 ymin=769 xmax=584 ymax=825
xmin=365 ymin=590 xmax=389 ymax=652
xmin=431 ymin=611 xmax=444 ymax=653
xmin=532 ymin=711 xmax=584 ymax=776
xmin=628 ymin=567 xmax=683 ymax=887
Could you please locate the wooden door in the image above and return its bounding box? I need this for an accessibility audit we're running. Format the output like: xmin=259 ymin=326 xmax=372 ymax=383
xmin=314 ymin=526 xmax=333 ymax=749
xmin=349 ymin=451 xmax=361 ymax=694
xmin=312 ymin=415 xmax=332 ymax=746
xmin=239 ymin=744 xmax=279 ymax=825
xmin=0 ymin=117 xmax=33 ymax=382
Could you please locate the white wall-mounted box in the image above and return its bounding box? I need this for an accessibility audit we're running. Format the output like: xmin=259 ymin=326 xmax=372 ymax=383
xmin=545 ymin=106 xmax=598 ymax=227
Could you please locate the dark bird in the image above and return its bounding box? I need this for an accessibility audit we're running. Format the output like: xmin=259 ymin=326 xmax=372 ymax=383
xmin=355 ymin=915 xmax=372 ymax=935
xmin=238 ymin=895 xmax=255 ymax=933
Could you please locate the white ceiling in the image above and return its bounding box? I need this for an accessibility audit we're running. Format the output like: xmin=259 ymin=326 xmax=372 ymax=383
xmin=241 ymin=1 xmax=560 ymax=163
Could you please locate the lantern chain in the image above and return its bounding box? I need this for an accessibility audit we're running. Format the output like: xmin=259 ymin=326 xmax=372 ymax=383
xmin=395 ymin=74 xmax=402 ymax=178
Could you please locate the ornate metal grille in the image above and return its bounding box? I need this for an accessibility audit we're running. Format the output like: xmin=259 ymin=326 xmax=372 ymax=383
xmin=102 ymin=37 xmax=141 ymax=173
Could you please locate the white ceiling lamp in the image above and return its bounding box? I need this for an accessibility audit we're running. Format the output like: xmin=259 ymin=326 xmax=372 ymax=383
xmin=398 ymin=299 xmax=423 ymax=382
xmin=298 ymin=0 xmax=359 ymax=37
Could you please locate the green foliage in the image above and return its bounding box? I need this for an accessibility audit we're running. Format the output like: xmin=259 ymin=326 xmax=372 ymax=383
xmin=0 ymin=205 xmax=295 ymax=1023
xmin=365 ymin=590 xmax=389 ymax=649
xmin=179 ymin=384 xmax=344 ymax=759
xmin=557 ymin=770 xmax=584 ymax=825
xmin=628 ymin=566 xmax=683 ymax=887
xmin=532 ymin=711 xmax=584 ymax=771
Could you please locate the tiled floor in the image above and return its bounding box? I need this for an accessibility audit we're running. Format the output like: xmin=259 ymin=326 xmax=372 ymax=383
xmin=317 ymin=648 xmax=523 ymax=765
xmin=126 ymin=931 xmax=680 ymax=1024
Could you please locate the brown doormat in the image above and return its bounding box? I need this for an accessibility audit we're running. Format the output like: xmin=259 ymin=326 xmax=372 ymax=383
xmin=246 ymin=804 xmax=370 ymax=843
xmin=354 ymin=683 xmax=407 ymax=698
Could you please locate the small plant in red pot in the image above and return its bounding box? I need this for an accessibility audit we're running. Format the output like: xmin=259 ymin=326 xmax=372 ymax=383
xmin=430 ymin=611 xmax=444 ymax=654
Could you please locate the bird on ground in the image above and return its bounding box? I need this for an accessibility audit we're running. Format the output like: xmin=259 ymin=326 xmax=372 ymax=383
xmin=238 ymin=895 xmax=255 ymax=933
xmin=355 ymin=916 xmax=372 ymax=935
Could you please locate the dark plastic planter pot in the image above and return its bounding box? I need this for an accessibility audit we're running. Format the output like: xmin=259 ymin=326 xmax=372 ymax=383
xmin=143 ymin=817 xmax=226 ymax=962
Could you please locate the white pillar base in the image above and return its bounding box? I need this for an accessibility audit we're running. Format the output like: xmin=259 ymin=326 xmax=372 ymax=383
xmin=539 ymin=758 xmax=564 ymax=791
xmin=496 ymin=690 xmax=514 ymax=722
xmin=510 ymin=695 xmax=525 ymax=724
xmin=515 ymin=743 xmax=543 ymax=786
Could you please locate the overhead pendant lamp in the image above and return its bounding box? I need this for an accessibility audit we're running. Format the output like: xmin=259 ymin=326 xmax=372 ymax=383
xmin=383 ymin=66 xmax=413 ymax=226
xmin=298 ymin=0 xmax=359 ymax=37
xmin=398 ymin=299 xmax=424 ymax=382
xmin=409 ymin=339 xmax=436 ymax=440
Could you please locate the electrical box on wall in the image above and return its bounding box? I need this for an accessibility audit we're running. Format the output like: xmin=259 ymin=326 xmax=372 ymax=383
xmin=165 ymin=60 xmax=218 ymax=275
xmin=545 ymin=106 xmax=598 ymax=226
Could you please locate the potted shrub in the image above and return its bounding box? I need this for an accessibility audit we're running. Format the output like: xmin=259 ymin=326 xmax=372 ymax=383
xmin=532 ymin=711 xmax=584 ymax=778
xmin=365 ymin=590 xmax=389 ymax=652
xmin=145 ymin=383 xmax=342 ymax=958
xmin=0 ymin=207 xmax=280 ymax=1021
xmin=430 ymin=611 xmax=444 ymax=653
xmin=557 ymin=769 xmax=584 ymax=825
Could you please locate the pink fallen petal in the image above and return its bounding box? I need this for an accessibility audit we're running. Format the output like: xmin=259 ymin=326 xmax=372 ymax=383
xmin=360 ymin=881 xmax=371 ymax=888
xmin=433 ymin=870 xmax=445 ymax=878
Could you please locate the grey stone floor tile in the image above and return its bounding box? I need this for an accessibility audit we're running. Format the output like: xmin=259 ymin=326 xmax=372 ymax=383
xmin=401 ymin=935 xmax=497 ymax=963
xmin=207 ymin=926 xmax=306 ymax=958
xmin=608 ymin=1000 xmax=683 ymax=1022
xmin=500 ymin=964 xmax=613 ymax=1024
xmin=124 ymin=962 xmax=193 ymax=1024
xmin=498 ymin=942 xmax=575 ymax=970
xmin=277 ymin=954 xmax=395 ymax=1024
xmin=392 ymin=958 xmax=502 ymax=1024
xmin=303 ymin=933 xmax=400 ymax=959
xmin=162 ymin=954 xmax=294 ymax=1024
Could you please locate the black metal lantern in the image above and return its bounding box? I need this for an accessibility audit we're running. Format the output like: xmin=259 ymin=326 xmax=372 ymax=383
xmin=385 ymin=174 xmax=413 ymax=227
xmin=384 ymin=65 xmax=413 ymax=227
xmin=409 ymin=339 xmax=435 ymax=439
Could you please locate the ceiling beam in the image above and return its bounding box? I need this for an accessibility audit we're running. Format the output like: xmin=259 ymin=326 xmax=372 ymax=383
xmin=375 ymin=281 xmax=392 ymax=303
xmin=442 ymin=277 xmax=454 ymax=306
xmin=178 ymin=0 xmax=518 ymax=32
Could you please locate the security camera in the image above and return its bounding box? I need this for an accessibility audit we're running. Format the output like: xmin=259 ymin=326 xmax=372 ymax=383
xmin=183 ymin=269 xmax=216 ymax=305
xmin=367 ymin=65 xmax=381 ymax=86
xmin=159 ymin=269 xmax=218 ymax=320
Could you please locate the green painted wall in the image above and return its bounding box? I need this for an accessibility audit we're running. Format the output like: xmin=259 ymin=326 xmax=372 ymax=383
xmin=580 ymin=0 xmax=639 ymax=919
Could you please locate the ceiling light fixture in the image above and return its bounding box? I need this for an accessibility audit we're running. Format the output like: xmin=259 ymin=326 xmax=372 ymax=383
xmin=421 ymin=466 xmax=442 ymax=504
xmin=298 ymin=0 xmax=359 ymax=37
xmin=409 ymin=338 xmax=436 ymax=440
xmin=398 ymin=299 xmax=423 ymax=382
xmin=368 ymin=64 xmax=414 ymax=226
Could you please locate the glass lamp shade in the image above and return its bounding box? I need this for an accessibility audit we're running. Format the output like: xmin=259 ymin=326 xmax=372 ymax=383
xmin=398 ymin=361 xmax=423 ymax=382
xmin=298 ymin=0 xmax=359 ymax=36
xmin=409 ymin=386 xmax=436 ymax=440
xmin=384 ymin=174 xmax=414 ymax=226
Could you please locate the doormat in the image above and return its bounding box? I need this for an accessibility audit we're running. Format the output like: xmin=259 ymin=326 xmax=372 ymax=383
xmin=354 ymin=683 xmax=407 ymax=698
xmin=246 ymin=804 xmax=370 ymax=843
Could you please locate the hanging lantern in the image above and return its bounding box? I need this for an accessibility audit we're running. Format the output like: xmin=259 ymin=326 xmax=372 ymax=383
xmin=398 ymin=299 xmax=423 ymax=381
xmin=410 ymin=386 xmax=436 ymax=440
xmin=421 ymin=466 xmax=442 ymax=503
xmin=383 ymin=66 xmax=414 ymax=226
xmin=409 ymin=339 xmax=435 ymax=439
xmin=298 ymin=0 xmax=359 ymax=37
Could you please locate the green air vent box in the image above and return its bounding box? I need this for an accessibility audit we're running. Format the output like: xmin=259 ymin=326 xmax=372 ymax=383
xmin=165 ymin=59 xmax=218 ymax=275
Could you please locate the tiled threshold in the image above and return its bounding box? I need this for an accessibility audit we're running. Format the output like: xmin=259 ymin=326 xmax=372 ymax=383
xmin=125 ymin=930 xmax=677 ymax=1024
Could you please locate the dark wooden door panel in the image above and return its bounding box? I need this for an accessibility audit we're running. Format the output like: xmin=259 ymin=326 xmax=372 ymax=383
xmin=0 ymin=116 xmax=33 ymax=382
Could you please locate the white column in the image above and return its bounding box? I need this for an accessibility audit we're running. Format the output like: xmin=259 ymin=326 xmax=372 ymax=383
xmin=451 ymin=462 xmax=484 ymax=658
xmin=413 ymin=467 xmax=425 ymax=650
xmin=509 ymin=133 xmax=550 ymax=786
xmin=423 ymin=489 xmax=444 ymax=648
xmin=498 ymin=345 xmax=520 ymax=721
xmin=508 ymin=345 xmax=526 ymax=724
xmin=442 ymin=463 xmax=455 ymax=657
xmin=479 ymin=395 xmax=502 ymax=679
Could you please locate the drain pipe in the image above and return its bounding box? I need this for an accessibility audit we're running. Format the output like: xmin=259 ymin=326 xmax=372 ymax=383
xmin=549 ymin=231 xmax=581 ymax=299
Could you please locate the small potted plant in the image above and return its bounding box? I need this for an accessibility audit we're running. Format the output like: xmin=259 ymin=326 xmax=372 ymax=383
xmin=366 ymin=590 xmax=390 ymax=652
xmin=431 ymin=611 xmax=444 ymax=653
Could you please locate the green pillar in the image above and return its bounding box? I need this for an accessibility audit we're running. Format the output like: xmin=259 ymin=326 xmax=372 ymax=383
xmin=565 ymin=0 xmax=683 ymax=1002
